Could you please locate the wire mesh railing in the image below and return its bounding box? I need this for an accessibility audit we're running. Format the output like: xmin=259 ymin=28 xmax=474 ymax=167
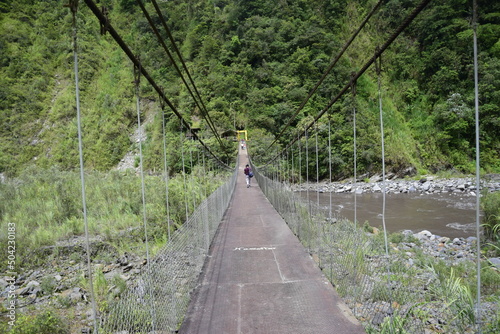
xmin=254 ymin=166 xmax=500 ymax=334
xmin=100 ymin=163 xmax=238 ymax=333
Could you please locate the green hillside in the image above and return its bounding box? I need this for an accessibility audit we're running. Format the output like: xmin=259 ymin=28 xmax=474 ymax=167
xmin=1 ymin=0 xmax=499 ymax=177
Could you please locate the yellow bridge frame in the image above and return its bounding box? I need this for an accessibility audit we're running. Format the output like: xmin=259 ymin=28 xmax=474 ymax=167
xmin=236 ymin=130 xmax=248 ymax=141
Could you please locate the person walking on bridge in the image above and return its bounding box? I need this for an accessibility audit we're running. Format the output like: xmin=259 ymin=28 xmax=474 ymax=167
xmin=244 ymin=164 xmax=252 ymax=188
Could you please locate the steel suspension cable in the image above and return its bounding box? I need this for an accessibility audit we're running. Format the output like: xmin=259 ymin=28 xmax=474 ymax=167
xmin=134 ymin=63 xmax=156 ymax=331
xmin=268 ymin=0 xmax=385 ymax=149
xmin=202 ymin=150 xmax=210 ymax=251
xmin=327 ymin=114 xmax=333 ymax=284
xmin=376 ymin=52 xmax=394 ymax=322
xmin=375 ymin=53 xmax=389 ymax=259
xmin=189 ymin=148 xmax=196 ymax=209
xmin=298 ymin=132 xmax=302 ymax=237
xmin=68 ymin=2 xmax=98 ymax=332
xmin=149 ymin=0 xmax=222 ymax=145
xmin=285 ymin=149 xmax=289 ymax=186
xmin=180 ymin=121 xmax=189 ymax=222
xmin=264 ymin=0 xmax=432 ymax=166
xmin=306 ymin=0 xmax=431 ymax=134
xmin=159 ymin=98 xmax=172 ymax=241
xmin=82 ymin=0 xmax=230 ymax=170
xmin=305 ymin=127 xmax=311 ymax=217
xmin=315 ymin=121 xmax=320 ymax=208
xmin=327 ymin=115 xmax=332 ymax=222
xmin=315 ymin=121 xmax=321 ymax=268
xmin=291 ymin=143 xmax=297 ymax=233
xmin=135 ymin=0 xmax=224 ymax=148
xmin=472 ymin=0 xmax=482 ymax=330
xmin=351 ymin=75 xmax=358 ymax=228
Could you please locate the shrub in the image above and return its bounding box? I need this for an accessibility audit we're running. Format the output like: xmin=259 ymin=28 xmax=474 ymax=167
xmin=363 ymin=221 xmax=374 ymax=233
xmin=481 ymin=191 xmax=500 ymax=241
xmin=40 ymin=276 xmax=57 ymax=295
xmin=389 ymin=232 xmax=405 ymax=244
xmin=10 ymin=310 xmax=69 ymax=334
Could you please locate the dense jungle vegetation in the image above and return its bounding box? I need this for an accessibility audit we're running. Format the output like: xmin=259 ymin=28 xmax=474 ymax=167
xmin=0 ymin=0 xmax=499 ymax=179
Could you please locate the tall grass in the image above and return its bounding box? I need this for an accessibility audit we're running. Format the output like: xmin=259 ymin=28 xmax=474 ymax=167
xmin=481 ymin=191 xmax=500 ymax=243
xmin=0 ymin=166 xmax=229 ymax=271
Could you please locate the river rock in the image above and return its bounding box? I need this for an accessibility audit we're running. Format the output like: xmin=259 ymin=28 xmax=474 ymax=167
xmin=422 ymin=182 xmax=431 ymax=191
xmin=416 ymin=230 xmax=432 ymax=239
xmin=437 ymin=236 xmax=450 ymax=243
xmin=292 ymin=176 xmax=499 ymax=195
xmin=60 ymin=287 xmax=83 ymax=302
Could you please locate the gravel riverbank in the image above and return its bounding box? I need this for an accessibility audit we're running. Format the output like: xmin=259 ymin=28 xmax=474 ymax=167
xmin=292 ymin=174 xmax=500 ymax=195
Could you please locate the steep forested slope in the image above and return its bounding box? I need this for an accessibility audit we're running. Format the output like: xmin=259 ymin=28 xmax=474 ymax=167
xmin=1 ymin=0 xmax=499 ymax=178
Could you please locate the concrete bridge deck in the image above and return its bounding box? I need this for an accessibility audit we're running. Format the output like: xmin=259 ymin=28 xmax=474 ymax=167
xmin=179 ymin=151 xmax=365 ymax=334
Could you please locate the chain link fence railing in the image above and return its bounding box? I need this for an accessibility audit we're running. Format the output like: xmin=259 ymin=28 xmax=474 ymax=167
xmin=255 ymin=166 xmax=499 ymax=334
xmin=99 ymin=164 xmax=238 ymax=333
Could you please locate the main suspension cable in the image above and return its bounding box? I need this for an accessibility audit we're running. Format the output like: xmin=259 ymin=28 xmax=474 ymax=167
xmin=263 ymin=0 xmax=431 ymax=166
xmin=306 ymin=0 xmax=431 ymax=134
xmin=83 ymin=0 xmax=231 ymax=170
xmin=268 ymin=0 xmax=384 ymax=150
xmin=149 ymin=0 xmax=223 ymax=145
xmin=135 ymin=0 xmax=224 ymax=148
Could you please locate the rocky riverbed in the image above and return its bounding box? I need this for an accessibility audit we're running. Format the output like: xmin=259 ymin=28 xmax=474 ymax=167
xmin=0 ymin=236 xmax=148 ymax=333
xmin=292 ymin=174 xmax=500 ymax=195
xmin=292 ymin=174 xmax=500 ymax=268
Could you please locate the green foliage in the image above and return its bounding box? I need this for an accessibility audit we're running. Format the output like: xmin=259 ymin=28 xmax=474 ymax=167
xmin=40 ymin=276 xmax=57 ymax=295
xmin=245 ymin=128 xmax=278 ymax=164
xmin=0 ymin=166 xmax=228 ymax=271
xmin=366 ymin=310 xmax=416 ymax=334
xmin=78 ymin=269 xmax=110 ymax=313
xmin=9 ymin=310 xmax=69 ymax=334
xmin=430 ymin=267 xmax=476 ymax=330
xmin=481 ymin=191 xmax=500 ymax=241
xmin=362 ymin=221 xmax=374 ymax=234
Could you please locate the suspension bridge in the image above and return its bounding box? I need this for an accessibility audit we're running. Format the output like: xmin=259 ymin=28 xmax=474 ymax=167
xmin=55 ymin=0 xmax=499 ymax=333
xmin=178 ymin=149 xmax=365 ymax=333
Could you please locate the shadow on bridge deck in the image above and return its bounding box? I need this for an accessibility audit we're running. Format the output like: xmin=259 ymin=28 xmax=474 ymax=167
xmin=179 ymin=150 xmax=365 ymax=334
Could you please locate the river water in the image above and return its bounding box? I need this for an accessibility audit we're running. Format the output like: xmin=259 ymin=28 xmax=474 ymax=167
xmin=300 ymin=192 xmax=479 ymax=239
